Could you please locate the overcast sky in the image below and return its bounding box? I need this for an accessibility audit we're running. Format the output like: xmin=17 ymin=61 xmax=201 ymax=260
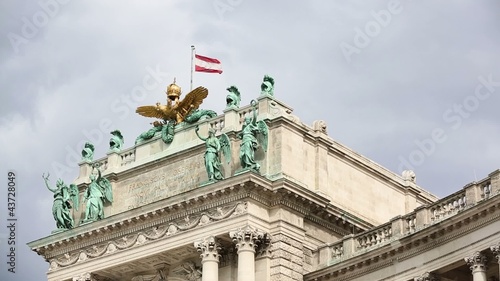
xmin=1 ymin=1 xmax=499 ymax=280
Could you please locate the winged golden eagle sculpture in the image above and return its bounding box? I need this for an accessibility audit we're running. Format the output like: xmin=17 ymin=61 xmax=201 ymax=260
xmin=136 ymin=79 xmax=209 ymax=124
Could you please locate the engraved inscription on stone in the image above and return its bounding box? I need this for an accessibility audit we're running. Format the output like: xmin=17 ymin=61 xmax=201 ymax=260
xmin=114 ymin=155 xmax=204 ymax=211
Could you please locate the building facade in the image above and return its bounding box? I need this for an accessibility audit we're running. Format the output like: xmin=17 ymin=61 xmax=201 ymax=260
xmin=29 ymin=86 xmax=499 ymax=281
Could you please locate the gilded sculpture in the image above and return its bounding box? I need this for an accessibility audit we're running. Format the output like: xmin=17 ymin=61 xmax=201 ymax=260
xmin=136 ymin=79 xmax=209 ymax=124
xmin=42 ymin=173 xmax=79 ymax=231
xmin=195 ymin=125 xmax=231 ymax=182
xmin=238 ymin=100 xmax=268 ymax=171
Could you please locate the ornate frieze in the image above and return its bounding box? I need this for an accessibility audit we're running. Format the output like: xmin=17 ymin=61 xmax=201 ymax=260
xmin=48 ymin=202 xmax=246 ymax=271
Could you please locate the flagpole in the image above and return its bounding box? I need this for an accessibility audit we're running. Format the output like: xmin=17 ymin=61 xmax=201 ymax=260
xmin=190 ymin=45 xmax=195 ymax=91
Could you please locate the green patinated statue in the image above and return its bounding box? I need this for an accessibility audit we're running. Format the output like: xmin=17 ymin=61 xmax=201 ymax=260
xmin=238 ymin=100 xmax=268 ymax=171
xmin=195 ymin=125 xmax=231 ymax=182
xmin=260 ymin=75 xmax=275 ymax=97
xmin=226 ymin=86 xmax=241 ymax=109
xmin=184 ymin=109 xmax=218 ymax=124
xmin=81 ymin=142 xmax=95 ymax=162
xmin=135 ymin=121 xmax=164 ymax=145
xmin=109 ymin=130 xmax=124 ymax=151
xmin=42 ymin=173 xmax=79 ymax=230
xmin=83 ymin=164 xmax=113 ymax=223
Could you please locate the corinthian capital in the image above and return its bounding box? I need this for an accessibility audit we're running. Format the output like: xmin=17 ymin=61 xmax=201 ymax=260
xmin=464 ymin=251 xmax=488 ymax=272
xmin=414 ymin=272 xmax=440 ymax=281
xmin=194 ymin=236 xmax=221 ymax=263
xmin=229 ymin=225 xmax=264 ymax=253
xmin=491 ymin=242 xmax=500 ymax=262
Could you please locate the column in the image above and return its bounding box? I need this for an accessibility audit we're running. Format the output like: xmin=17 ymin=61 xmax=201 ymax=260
xmin=465 ymin=251 xmax=488 ymax=281
xmin=414 ymin=272 xmax=440 ymax=281
xmin=194 ymin=236 xmax=221 ymax=281
xmin=229 ymin=225 xmax=264 ymax=281
xmin=491 ymin=242 xmax=500 ymax=278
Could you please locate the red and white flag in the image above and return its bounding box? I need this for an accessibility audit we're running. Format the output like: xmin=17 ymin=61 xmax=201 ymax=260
xmin=195 ymin=54 xmax=223 ymax=74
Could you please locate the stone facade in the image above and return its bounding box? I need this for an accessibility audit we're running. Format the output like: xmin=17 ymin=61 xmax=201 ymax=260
xmin=28 ymin=95 xmax=499 ymax=281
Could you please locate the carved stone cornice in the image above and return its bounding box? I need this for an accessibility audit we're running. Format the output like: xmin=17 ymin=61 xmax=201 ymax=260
xmin=414 ymin=272 xmax=440 ymax=281
xmin=194 ymin=236 xmax=221 ymax=263
xmin=32 ymin=173 xmax=366 ymax=262
xmin=464 ymin=251 xmax=488 ymax=272
xmin=48 ymin=202 xmax=246 ymax=271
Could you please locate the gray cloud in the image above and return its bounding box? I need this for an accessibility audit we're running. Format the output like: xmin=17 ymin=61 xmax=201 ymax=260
xmin=1 ymin=0 xmax=499 ymax=279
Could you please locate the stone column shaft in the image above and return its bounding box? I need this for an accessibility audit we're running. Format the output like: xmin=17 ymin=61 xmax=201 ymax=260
xmin=230 ymin=225 xmax=267 ymax=281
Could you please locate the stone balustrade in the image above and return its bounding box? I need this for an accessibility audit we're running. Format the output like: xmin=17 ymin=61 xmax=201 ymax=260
xmin=429 ymin=189 xmax=467 ymax=222
xmin=355 ymin=221 xmax=392 ymax=251
xmin=209 ymin=116 xmax=225 ymax=133
xmin=318 ymin=170 xmax=500 ymax=268
xmin=404 ymin=213 xmax=417 ymax=233
xmin=120 ymin=149 xmax=136 ymax=166
xmin=95 ymin=157 xmax=108 ymax=171
xmin=330 ymin=241 xmax=344 ymax=260
xmin=238 ymin=105 xmax=258 ymax=124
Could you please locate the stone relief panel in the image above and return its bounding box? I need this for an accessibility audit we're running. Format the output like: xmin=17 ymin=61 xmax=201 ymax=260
xmin=114 ymin=155 xmax=205 ymax=212
xmin=49 ymin=202 xmax=247 ymax=271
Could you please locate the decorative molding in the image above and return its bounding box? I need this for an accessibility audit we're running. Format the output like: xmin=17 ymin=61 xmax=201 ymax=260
xmin=464 ymin=251 xmax=488 ymax=272
xmin=194 ymin=236 xmax=221 ymax=263
xmin=230 ymin=225 xmax=263 ymax=253
xmin=49 ymin=202 xmax=246 ymax=271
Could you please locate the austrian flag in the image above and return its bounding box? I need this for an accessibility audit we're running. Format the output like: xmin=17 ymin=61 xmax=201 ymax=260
xmin=195 ymin=54 xmax=223 ymax=74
